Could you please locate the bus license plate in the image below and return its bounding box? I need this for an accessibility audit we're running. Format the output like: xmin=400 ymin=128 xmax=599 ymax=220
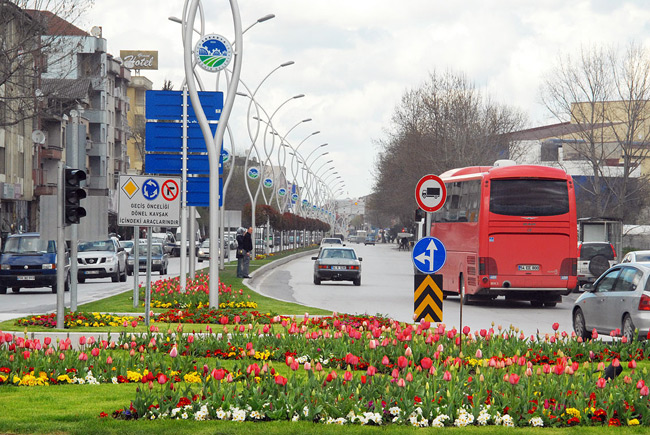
xmin=518 ymin=265 xmax=539 ymax=271
xmin=17 ymin=276 xmax=35 ymax=281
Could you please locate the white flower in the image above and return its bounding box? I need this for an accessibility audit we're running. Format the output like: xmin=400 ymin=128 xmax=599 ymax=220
xmin=303 ymin=406 xmax=310 ymax=417
xmin=500 ymin=414 xmax=514 ymax=427
xmin=216 ymin=408 xmax=227 ymax=420
xmin=181 ymin=412 xmax=188 ymax=420
xmin=529 ymin=416 xmax=544 ymax=427
xmin=389 ymin=406 xmax=401 ymax=416
xmin=250 ymin=410 xmax=262 ymax=420
xmin=432 ymin=414 xmax=450 ymax=428
xmin=111 ymin=377 xmax=118 ymax=384
xmin=292 ymin=414 xmax=300 ymax=422
xmin=231 ymin=408 xmax=246 ymax=422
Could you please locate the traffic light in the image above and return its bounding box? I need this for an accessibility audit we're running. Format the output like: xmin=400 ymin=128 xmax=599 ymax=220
xmin=64 ymin=168 xmax=87 ymax=225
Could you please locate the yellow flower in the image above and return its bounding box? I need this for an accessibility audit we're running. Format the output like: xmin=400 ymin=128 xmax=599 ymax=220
xmin=57 ymin=374 xmax=72 ymax=383
xmin=565 ymin=408 xmax=580 ymax=419
xmin=127 ymin=370 xmax=143 ymax=382
xmin=183 ymin=372 xmax=202 ymax=383
xmin=0 ymin=374 xmax=7 ymax=383
xmin=629 ymin=419 xmax=640 ymax=426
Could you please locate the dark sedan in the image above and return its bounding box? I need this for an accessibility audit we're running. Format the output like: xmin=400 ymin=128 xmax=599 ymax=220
xmin=312 ymin=247 xmax=362 ymax=286
xmin=126 ymin=243 xmax=169 ymax=275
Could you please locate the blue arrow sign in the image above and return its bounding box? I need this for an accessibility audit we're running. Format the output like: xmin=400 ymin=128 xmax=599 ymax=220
xmin=412 ymin=237 xmax=446 ymax=274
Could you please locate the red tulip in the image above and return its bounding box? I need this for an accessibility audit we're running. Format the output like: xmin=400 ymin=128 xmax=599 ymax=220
xmin=628 ymin=360 xmax=637 ymax=369
xmin=636 ymin=380 xmax=645 ymax=390
xmin=344 ymin=371 xmax=353 ymax=382
xmin=641 ymin=385 xmax=649 ymax=396
xmin=275 ymin=375 xmax=288 ymax=386
xmin=23 ymin=350 xmax=30 ymax=359
xmin=382 ymin=355 xmax=390 ymax=366
xmin=508 ymin=373 xmax=520 ymax=385
xmin=366 ymin=365 xmax=377 ymax=376
xmin=157 ymin=374 xmax=167 ymax=384
xmin=462 ymin=326 xmax=471 ymax=335
xmin=443 ymin=370 xmax=452 ymax=381
xmin=44 ymin=337 xmax=51 ymax=346
xmin=91 ymin=348 xmax=100 ymax=357
xmin=397 ymin=356 xmax=408 ymax=369
xmin=187 ymin=335 xmax=194 ymax=344
xmin=131 ymin=320 xmax=138 ymax=328
xmin=596 ymin=377 xmax=607 ymax=389
xmin=78 ymin=352 xmax=88 ymax=361
xmin=420 ymin=357 xmax=433 ymax=370
xmin=552 ymin=322 xmax=559 ymax=331
xmin=106 ymin=356 xmax=113 ymax=365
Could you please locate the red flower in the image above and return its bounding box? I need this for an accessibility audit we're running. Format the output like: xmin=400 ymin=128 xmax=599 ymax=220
xmin=608 ymin=418 xmax=620 ymax=426
xmin=420 ymin=357 xmax=433 ymax=370
xmin=274 ymin=375 xmax=287 ymax=386
xmin=397 ymin=356 xmax=408 ymax=369
xmin=552 ymin=322 xmax=559 ymax=331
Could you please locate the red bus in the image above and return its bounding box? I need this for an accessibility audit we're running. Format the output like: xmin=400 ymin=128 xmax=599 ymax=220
xmin=430 ymin=162 xmax=577 ymax=307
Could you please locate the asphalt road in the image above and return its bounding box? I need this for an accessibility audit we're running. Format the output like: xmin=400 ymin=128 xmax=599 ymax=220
xmin=0 ymin=254 xmax=226 ymax=322
xmin=251 ymin=242 xmax=582 ymax=336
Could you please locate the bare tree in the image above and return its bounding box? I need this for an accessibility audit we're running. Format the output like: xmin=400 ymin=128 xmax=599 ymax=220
xmin=368 ymin=70 xmax=526 ymax=228
xmin=0 ymin=0 xmax=94 ymax=128
xmin=541 ymin=43 xmax=650 ymax=220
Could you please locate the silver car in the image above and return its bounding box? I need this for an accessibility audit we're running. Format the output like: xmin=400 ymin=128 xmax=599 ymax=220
xmin=312 ymin=247 xmax=362 ymax=286
xmin=77 ymin=238 xmax=127 ymax=283
xmin=573 ymin=262 xmax=650 ymax=341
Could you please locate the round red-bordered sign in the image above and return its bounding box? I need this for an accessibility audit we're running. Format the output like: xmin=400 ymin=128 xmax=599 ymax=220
xmin=415 ymin=174 xmax=447 ymax=212
xmin=161 ymin=179 xmax=179 ymax=201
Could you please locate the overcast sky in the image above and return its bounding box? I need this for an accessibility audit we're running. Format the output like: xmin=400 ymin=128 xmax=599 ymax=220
xmin=83 ymin=0 xmax=650 ymax=199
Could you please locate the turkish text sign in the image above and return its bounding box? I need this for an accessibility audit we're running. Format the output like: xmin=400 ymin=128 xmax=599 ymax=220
xmin=118 ymin=175 xmax=181 ymax=227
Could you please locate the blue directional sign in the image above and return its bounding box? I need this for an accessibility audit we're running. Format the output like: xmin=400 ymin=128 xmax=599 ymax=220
xmin=145 ymin=154 xmax=212 ymax=175
xmin=145 ymin=122 xmax=218 ymax=153
xmin=142 ymin=178 xmax=160 ymax=200
xmin=145 ymin=90 xmax=223 ymax=121
xmin=412 ymin=237 xmax=446 ymax=274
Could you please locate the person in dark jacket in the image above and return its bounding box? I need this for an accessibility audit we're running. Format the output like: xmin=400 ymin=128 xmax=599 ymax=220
xmin=235 ymin=227 xmax=246 ymax=278
xmin=241 ymin=227 xmax=254 ymax=278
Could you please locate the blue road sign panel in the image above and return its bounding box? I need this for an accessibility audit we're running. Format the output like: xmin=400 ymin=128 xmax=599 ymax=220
xmin=186 ymin=177 xmax=222 ymax=207
xmin=412 ymin=237 xmax=447 ymax=274
xmin=145 ymin=154 xmax=211 ymax=175
xmin=145 ymin=122 xmax=219 ymax=153
xmin=145 ymin=90 xmax=223 ymax=121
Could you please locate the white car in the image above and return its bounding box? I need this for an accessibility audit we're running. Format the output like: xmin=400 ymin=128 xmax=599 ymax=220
xmin=320 ymin=237 xmax=344 ymax=249
xmin=77 ymin=238 xmax=127 ymax=283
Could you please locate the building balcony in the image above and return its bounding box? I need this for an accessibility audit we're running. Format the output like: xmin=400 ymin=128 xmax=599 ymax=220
xmin=84 ymin=109 xmax=108 ymax=125
xmin=87 ymin=141 xmax=107 ymax=157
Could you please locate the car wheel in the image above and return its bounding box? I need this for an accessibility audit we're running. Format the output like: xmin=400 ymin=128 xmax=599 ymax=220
xmin=0 ymin=286 xmax=6 ymax=294
xmin=353 ymin=277 xmax=361 ymax=286
xmin=588 ymin=254 xmax=610 ymax=278
xmin=313 ymin=276 xmax=321 ymax=285
xmin=112 ymin=266 xmax=120 ymax=283
xmin=11 ymin=287 xmax=20 ymax=293
xmin=543 ymin=301 xmax=557 ymax=308
xmin=573 ymin=307 xmax=590 ymax=340
xmin=78 ymin=276 xmax=85 ymax=284
xmin=530 ymin=300 xmax=544 ymax=307
xmin=623 ymin=314 xmax=636 ymax=342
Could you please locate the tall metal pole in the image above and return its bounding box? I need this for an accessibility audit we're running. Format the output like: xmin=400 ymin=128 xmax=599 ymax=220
xmin=56 ymin=162 xmax=65 ymax=329
xmin=133 ymin=225 xmax=140 ymax=309
xmin=69 ymin=111 xmax=79 ymax=312
xmin=179 ymin=86 xmax=188 ymax=292
xmin=144 ymin=230 xmax=152 ymax=326
xmin=183 ymin=0 xmax=242 ymax=308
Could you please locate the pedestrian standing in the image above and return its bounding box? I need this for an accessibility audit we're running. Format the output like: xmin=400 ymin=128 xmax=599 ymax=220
xmin=235 ymin=227 xmax=246 ymax=278
xmin=241 ymin=227 xmax=254 ymax=278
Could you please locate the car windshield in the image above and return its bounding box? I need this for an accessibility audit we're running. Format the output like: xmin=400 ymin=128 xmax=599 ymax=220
xmin=3 ymin=236 xmax=54 ymax=254
xmin=201 ymin=240 xmax=210 ymax=248
xmin=78 ymin=240 xmax=115 ymax=252
xmin=121 ymin=241 xmax=134 ymax=249
xmin=580 ymin=243 xmax=614 ymax=260
xmin=136 ymin=245 xmax=163 ymax=256
xmin=321 ymin=249 xmax=356 ymax=260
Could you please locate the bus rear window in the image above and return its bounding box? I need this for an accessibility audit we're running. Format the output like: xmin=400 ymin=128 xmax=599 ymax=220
xmin=489 ymin=179 xmax=569 ymax=216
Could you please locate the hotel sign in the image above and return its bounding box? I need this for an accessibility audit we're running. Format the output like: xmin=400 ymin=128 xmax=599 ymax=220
xmin=120 ymin=50 xmax=158 ymax=70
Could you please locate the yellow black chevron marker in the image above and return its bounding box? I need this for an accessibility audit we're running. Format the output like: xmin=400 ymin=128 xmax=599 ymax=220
xmin=414 ymin=274 xmax=443 ymax=322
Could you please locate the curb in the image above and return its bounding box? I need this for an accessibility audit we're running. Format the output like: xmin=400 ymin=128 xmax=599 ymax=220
xmin=244 ymin=248 xmax=318 ymax=285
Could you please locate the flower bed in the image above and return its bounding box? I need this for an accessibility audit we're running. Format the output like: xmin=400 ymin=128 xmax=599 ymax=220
xmin=2 ymin=316 xmax=650 ymax=427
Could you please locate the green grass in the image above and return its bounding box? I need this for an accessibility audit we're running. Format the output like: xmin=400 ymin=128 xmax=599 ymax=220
xmin=0 ymin=246 xmax=330 ymax=332
xmin=0 ymin=383 xmax=639 ymax=435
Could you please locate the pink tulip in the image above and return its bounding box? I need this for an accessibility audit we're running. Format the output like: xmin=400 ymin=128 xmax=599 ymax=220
xmin=382 ymin=355 xmax=390 ymax=366
xmin=79 ymin=336 xmax=86 ymax=346
xmin=612 ymin=358 xmax=620 ymax=367
xmin=641 ymin=385 xmax=649 ymax=396
xmin=157 ymin=374 xmax=168 ymax=384
xmin=397 ymin=378 xmax=406 ymax=387
xmin=509 ymin=373 xmax=520 ymax=385
xmin=169 ymin=346 xmax=178 ymax=358
xmin=275 ymin=375 xmax=287 ymax=386
xmin=475 ymin=349 xmax=483 ymax=359
xmin=596 ymin=377 xmax=607 ymax=389
xmin=106 ymin=356 xmax=113 ymax=365
xmin=44 ymin=337 xmax=51 ymax=346
xmin=592 ymin=329 xmax=598 ymax=339
xmin=91 ymin=348 xmax=100 ymax=357
xmin=369 ymin=340 xmax=377 ymax=349
xmin=187 ymin=335 xmax=194 ymax=344
xmin=78 ymin=352 xmax=88 ymax=361
xmin=406 ymin=372 xmax=413 ymax=382
xmin=443 ymin=371 xmax=452 ymax=381
xmin=636 ymin=380 xmax=645 ymax=390
xmin=226 ymin=373 xmax=233 ymax=383
xmin=391 ymin=368 xmax=399 ymax=379
xmin=315 ymin=362 xmax=323 ymax=372
xmin=404 ymin=347 xmax=412 ymax=357
xmin=344 ymin=371 xmax=353 ymax=382
xmin=303 ymin=362 xmax=311 ymax=371
xmin=366 ymin=366 xmax=377 ymax=376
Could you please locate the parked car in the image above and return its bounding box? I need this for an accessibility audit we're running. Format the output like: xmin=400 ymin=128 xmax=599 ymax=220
xmin=198 ymin=239 xmax=210 ymax=262
xmin=77 ymin=238 xmax=127 ymax=283
xmin=576 ymin=241 xmax=617 ymax=290
xmin=126 ymin=243 xmax=168 ymax=275
xmin=120 ymin=240 xmax=135 ymax=256
xmin=364 ymin=236 xmax=376 ymax=246
xmin=573 ymin=262 xmax=650 ymax=342
xmin=0 ymin=232 xmax=69 ymax=294
xmin=312 ymin=247 xmax=362 ymax=286
xmin=621 ymin=250 xmax=650 ymax=263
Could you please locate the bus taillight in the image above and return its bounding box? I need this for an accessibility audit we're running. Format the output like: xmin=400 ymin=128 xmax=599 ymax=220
xmin=560 ymin=258 xmax=577 ymax=276
xmin=478 ymin=257 xmax=497 ymax=275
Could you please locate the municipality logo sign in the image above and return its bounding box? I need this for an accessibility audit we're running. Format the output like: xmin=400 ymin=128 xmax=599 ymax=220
xmin=247 ymin=167 xmax=260 ymax=179
xmin=278 ymin=187 xmax=287 ymax=197
xmin=195 ymin=34 xmax=233 ymax=72
xmin=263 ymin=178 xmax=273 ymax=188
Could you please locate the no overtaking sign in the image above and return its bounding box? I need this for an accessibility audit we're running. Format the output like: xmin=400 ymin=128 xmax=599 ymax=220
xmin=118 ymin=175 xmax=181 ymax=227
